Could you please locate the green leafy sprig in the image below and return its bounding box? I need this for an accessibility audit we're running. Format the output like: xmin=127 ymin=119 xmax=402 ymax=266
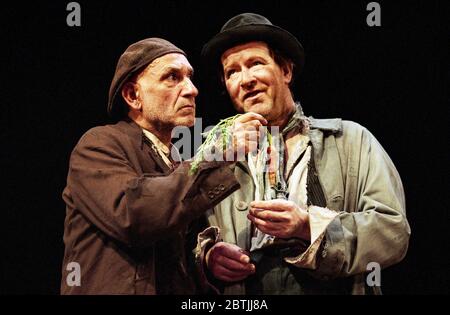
xmin=190 ymin=114 xmax=241 ymax=174
xmin=189 ymin=114 xmax=274 ymax=175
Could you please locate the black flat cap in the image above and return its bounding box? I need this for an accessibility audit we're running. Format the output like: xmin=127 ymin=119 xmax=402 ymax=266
xmin=108 ymin=38 xmax=186 ymax=120
xmin=202 ymin=13 xmax=305 ymax=76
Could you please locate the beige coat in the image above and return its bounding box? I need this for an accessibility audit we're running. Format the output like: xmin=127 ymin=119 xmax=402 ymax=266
xmin=196 ymin=118 xmax=410 ymax=294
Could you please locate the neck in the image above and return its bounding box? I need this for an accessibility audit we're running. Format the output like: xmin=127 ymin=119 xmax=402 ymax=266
xmin=129 ymin=113 xmax=172 ymax=147
xmin=268 ymin=100 xmax=296 ymax=130
xmin=143 ymin=126 xmax=172 ymax=147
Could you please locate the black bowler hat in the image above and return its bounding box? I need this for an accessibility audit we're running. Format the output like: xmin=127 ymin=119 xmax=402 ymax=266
xmin=202 ymin=13 xmax=305 ymax=76
xmin=108 ymin=38 xmax=185 ymax=120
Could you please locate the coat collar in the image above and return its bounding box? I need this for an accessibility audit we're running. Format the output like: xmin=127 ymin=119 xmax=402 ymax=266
xmin=115 ymin=118 xmax=172 ymax=173
xmin=114 ymin=118 xmax=144 ymax=140
xmin=235 ymin=117 xmax=343 ymax=174
xmin=308 ymin=117 xmax=343 ymax=134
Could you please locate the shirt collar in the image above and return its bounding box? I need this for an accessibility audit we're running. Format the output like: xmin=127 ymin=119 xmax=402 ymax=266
xmin=142 ymin=129 xmax=173 ymax=167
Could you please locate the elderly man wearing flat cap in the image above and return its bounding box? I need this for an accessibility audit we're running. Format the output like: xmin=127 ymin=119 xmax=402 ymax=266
xmin=61 ymin=38 xmax=241 ymax=294
xmin=195 ymin=13 xmax=410 ymax=295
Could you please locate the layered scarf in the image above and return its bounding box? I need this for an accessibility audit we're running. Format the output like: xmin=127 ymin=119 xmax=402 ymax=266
xmin=247 ymin=103 xmax=310 ymax=251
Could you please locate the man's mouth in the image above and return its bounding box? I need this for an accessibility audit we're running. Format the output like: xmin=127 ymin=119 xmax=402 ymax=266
xmin=179 ymin=104 xmax=195 ymax=110
xmin=243 ymin=90 xmax=263 ymax=101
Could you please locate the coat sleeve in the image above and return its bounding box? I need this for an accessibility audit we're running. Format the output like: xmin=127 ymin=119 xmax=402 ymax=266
xmin=313 ymin=123 xmax=411 ymax=279
xmin=65 ymin=128 xmax=240 ymax=248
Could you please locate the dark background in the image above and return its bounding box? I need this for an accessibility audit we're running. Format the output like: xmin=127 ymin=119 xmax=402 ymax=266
xmin=2 ymin=0 xmax=448 ymax=294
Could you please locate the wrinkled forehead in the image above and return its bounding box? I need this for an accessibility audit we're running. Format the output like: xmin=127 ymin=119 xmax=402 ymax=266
xmin=221 ymin=41 xmax=270 ymax=67
xmin=142 ymin=52 xmax=193 ymax=75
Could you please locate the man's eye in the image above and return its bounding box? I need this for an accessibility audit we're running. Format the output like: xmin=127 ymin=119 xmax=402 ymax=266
xmin=225 ymin=69 xmax=236 ymax=79
xmin=252 ymin=61 xmax=263 ymax=66
xmin=167 ymin=72 xmax=179 ymax=81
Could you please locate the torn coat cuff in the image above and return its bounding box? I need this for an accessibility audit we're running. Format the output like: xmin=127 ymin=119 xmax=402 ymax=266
xmin=284 ymin=205 xmax=339 ymax=269
xmin=195 ymin=226 xmax=222 ymax=293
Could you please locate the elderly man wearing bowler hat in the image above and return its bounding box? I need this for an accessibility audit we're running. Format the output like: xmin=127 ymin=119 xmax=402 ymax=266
xmin=195 ymin=13 xmax=410 ymax=294
xmin=60 ymin=38 xmax=242 ymax=294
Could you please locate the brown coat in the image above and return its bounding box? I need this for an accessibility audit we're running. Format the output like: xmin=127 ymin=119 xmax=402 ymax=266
xmin=61 ymin=119 xmax=239 ymax=294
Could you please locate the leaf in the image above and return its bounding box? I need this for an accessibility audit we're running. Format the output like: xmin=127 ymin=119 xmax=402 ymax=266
xmin=189 ymin=114 xmax=241 ymax=174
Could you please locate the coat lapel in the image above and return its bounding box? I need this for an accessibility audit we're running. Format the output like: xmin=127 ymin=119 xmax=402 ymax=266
xmin=308 ymin=118 xmax=345 ymax=211
xmin=142 ymin=136 xmax=172 ymax=174
xmin=116 ymin=119 xmax=171 ymax=174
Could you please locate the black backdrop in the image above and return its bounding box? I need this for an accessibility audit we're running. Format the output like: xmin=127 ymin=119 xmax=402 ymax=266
xmin=2 ymin=0 xmax=448 ymax=294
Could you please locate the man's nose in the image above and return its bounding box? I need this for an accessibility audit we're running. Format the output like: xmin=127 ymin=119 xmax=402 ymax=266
xmin=181 ymin=78 xmax=198 ymax=97
xmin=240 ymin=68 xmax=256 ymax=90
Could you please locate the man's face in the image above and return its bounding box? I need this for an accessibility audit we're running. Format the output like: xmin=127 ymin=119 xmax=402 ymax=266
xmin=221 ymin=41 xmax=293 ymax=124
xmin=135 ymin=53 xmax=198 ymax=130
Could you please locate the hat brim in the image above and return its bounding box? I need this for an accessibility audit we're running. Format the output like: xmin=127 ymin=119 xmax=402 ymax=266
xmin=202 ymin=24 xmax=305 ymax=76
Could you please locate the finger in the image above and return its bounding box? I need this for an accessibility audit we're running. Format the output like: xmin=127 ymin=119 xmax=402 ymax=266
xmin=232 ymin=132 xmax=255 ymax=143
xmin=214 ymin=243 xmax=251 ymax=263
xmin=233 ymin=138 xmax=256 ymax=156
xmin=214 ymin=264 xmax=254 ymax=278
xmin=246 ymin=141 xmax=259 ymax=153
xmin=243 ymin=120 xmax=264 ymax=131
xmin=249 ymin=208 xmax=288 ymax=222
xmin=256 ymin=224 xmax=284 ymax=238
xmin=236 ymin=112 xmax=267 ymax=125
xmin=246 ymin=132 xmax=260 ymax=149
xmin=233 ymin=122 xmax=263 ymax=136
xmin=215 ymin=254 xmax=255 ymax=272
xmin=250 ymin=199 xmax=298 ymax=211
xmin=247 ymin=214 xmax=284 ymax=230
xmin=243 ymin=130 xmax=259 ymax=141
xmin=233 ymin=130 xmax=258 ymax=144
xmin=213 ymin=264 xmax=254 ymax=282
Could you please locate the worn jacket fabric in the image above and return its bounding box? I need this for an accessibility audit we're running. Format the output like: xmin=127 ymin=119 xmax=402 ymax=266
xmin=61 ymin=119 xmax=239 ymax=294
xmin=195 ymin=118 xmax=410 ymax=294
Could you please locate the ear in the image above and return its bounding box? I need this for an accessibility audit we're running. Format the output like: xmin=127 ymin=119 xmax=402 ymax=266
xmin=121 ymin=82 xmax=141 ymax=111
xmin=281 ymin=61 xmax=294 ymax=85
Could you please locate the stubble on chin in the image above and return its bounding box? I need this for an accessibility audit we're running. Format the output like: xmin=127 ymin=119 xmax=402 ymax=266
xmin=176 ymin=114 xmax=195 ymax=128
xmin=243 ymin=101 xmax=271 ymax=117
